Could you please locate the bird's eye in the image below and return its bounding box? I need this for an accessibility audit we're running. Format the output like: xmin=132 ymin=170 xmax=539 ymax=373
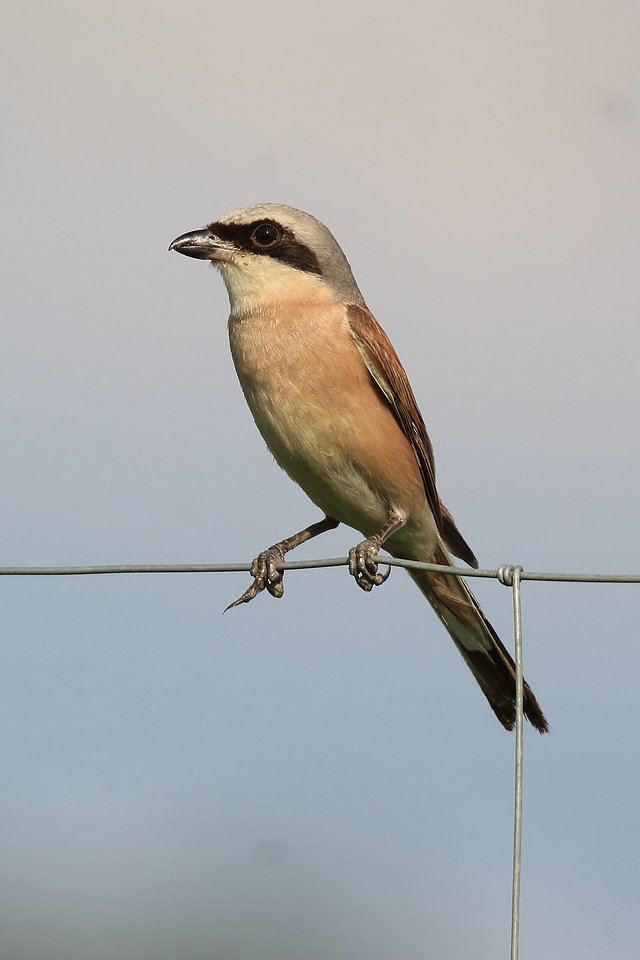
xmin=251 ymin=223 xmax=281 ymax=248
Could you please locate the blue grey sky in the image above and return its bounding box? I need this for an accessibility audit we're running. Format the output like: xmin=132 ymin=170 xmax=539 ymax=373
xmin=1 ymin=2 xmax=639 ymax=958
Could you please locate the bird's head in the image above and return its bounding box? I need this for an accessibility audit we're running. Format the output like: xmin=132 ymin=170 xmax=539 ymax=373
xmin=170 ymin=203 xmax=365 ymax=314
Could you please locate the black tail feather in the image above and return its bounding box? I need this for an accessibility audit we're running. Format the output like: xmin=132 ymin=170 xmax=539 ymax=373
xmin=407 ymin=547 xmax=548 ymax=733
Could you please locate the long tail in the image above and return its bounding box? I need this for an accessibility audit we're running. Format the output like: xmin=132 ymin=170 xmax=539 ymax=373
xmin=406 ymin=545 xmax=548 ymax=732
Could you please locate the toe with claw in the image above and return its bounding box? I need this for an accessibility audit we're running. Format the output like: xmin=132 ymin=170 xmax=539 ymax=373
xmin=224 ymin=544 xmax=286 ymax=612
xmin=348 ymin=537 xmax=392 ymax=592
xmin=224 ymin=516 xmax=341 ymax=613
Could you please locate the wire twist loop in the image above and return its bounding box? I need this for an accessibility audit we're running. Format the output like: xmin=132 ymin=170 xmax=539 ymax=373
xmin=498 ymin=563 xmax=517 ymax=586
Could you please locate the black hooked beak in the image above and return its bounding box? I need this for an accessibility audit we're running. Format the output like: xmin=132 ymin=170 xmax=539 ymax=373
xmin=169 ymin=229 xmax=234 ymax=261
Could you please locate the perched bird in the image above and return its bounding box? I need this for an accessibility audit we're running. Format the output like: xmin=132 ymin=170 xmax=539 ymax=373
xmin=170 ymin=204 xmax=548 ymax=733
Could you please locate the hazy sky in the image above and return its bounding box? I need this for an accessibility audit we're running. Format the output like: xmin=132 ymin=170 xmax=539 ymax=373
xmin=1 ymin=2 xmax=639 ymax=958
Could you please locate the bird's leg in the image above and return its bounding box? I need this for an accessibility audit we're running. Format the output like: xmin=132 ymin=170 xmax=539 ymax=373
xmin=225 ymin=516 xmax=340 ymax=611
xmin=348 ymin=513 xmax=405 ymax=592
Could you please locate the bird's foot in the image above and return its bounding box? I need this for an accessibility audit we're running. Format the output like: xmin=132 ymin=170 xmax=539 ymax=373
xmin=348 ymin=537 xmax=392 ymax=592
xmin=224 ymin=544 xmax=287 ymax=611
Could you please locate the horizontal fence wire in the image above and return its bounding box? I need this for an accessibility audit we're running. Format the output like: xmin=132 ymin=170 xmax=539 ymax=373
xmin=2 ymin=553 xmax=638 ymax=960
xmin=0 ymin=556 xmax=639 ymax=581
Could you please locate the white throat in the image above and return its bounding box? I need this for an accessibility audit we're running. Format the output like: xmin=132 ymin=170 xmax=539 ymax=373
xmin=216 ymin=256 xmax=333 ymax=316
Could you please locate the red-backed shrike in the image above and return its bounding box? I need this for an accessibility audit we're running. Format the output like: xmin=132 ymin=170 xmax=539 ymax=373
xmin=170 ymin=204 xmax=547 ymax=732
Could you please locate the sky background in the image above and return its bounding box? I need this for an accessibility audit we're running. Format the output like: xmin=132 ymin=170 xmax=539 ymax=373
xmin=0 ymin=2 xmax=639 ymax=958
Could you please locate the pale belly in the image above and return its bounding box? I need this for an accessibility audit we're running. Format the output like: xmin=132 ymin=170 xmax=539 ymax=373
xmin=228 ymin=305 xmax=438 ymax=553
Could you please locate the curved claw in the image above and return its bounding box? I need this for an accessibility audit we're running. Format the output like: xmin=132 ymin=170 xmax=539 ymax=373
xmin=224 ymin=544 xmax=286 ymax=612
xmin=348 ymin=538 xmax=392 ymax=592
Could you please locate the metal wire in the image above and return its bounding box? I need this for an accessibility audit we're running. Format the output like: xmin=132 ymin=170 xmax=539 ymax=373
xmin=509 ymin=567 xmax=524 ymax=960
xmin=1 ymin=556 xmax=639 ymax=581
xmin=1 ymin=552 xmax=638 ymax=959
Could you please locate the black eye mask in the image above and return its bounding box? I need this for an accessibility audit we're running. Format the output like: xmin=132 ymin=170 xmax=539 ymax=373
xmin=206 ymin=219 xmax=323 ymax=276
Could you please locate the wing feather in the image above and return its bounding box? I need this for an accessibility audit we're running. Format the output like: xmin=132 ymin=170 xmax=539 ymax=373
xmin=347 ymin=303 xmax=478 ymax=568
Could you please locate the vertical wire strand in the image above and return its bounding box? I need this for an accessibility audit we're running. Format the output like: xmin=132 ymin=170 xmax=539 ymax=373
xmin=510 ymin=566 xmax=524 ymax=960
